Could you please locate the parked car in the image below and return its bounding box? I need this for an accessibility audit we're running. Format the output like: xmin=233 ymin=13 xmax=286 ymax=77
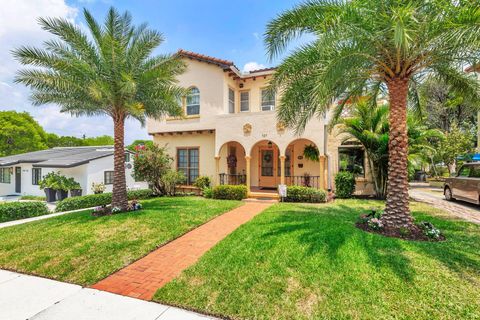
xmin=444 ymin=162 xmax=480 ymax=204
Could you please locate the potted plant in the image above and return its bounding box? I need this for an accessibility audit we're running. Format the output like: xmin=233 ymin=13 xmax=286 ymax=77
xmin=54 ymin=175 xmax=69 ymax=201
xmin=303 ymin=144 xmax=319 ymax=162
xmin=66 ymin=177 xmax=82 ymax=197
xmin=91 ymin=182 xmax=106 ymax=194
xmin=39 ymin=172 xmax=60 ymax=202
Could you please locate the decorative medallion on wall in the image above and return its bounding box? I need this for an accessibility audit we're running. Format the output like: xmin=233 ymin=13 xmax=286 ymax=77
xmin=243 ymin=123 xmax=252 ymax=135
xmin=276 ymin=121 xmax=286 ymax=134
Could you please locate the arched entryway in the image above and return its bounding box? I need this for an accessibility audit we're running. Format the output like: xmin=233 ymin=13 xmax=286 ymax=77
xmin=217 ymin=141 xmax=247 ymax=185
xmin=250 ymin=140 xmax=281 ymax=190
xmin=284 ymin=138 xmax=325 ymax=189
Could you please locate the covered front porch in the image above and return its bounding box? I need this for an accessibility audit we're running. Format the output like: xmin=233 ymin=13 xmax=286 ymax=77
xmin=215 ymin=139 xmax=327 ymax=195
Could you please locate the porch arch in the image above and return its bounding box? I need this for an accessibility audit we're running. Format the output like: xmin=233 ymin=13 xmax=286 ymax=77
xmin=216 ymin=141 xmax=247 ymax=186
xmin=285 ymin=138 xmax=326 ymax=189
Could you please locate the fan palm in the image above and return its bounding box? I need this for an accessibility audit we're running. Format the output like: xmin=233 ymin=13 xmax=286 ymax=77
xmin=13 ymin=8 xmax=186 ymax=209
xmin=265 ymin=0 xmax=480 ymax=230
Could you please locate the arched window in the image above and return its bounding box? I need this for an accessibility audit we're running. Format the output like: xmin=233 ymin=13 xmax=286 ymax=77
xmin=186 ymin=87 xmax=200 ymax=115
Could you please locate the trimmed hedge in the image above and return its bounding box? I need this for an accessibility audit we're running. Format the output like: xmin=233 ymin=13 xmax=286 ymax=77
xmin=0 ymin=201 xmax=50 ymax=223
xmin=212 ymin=185 xmax=248 ymax=200
xmin=284 ymin=186 xmax=327 ymax=203
xmin=335 ymin=171 xmax=356 ymax=198
xmin=55 ymin=189 xmax=154 ymax=212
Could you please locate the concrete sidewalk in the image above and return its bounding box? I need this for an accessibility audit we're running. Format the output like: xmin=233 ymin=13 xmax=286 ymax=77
xmin=0 ymin=270 xmax=216 ymax=320
xmin=0 ymin=206 xmax=94 ymax=229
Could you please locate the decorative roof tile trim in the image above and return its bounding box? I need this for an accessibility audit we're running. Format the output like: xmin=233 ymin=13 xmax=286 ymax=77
xmin=465 ymin=64 xmax=479 ymax=72
xmin=177 ymin=49 xmax=234 ymax=68
xmin=248 ymin=67 xmax=277 ymax=74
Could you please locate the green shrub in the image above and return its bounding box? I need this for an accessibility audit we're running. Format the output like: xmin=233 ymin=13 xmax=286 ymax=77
xmin=55 ymin=189 xmax=153 ymax=212
xmin=193 ymin=176 xmax=211 ymax=189
xmin=335 ymin=171 xmax=356 ymax=198
xmin=284 ymin=186 xmax=327 ymax=203
xmin=19 ymin=195 xmax=46 ymax=201
xmin=212 ymin=185 xmax=247 ymax=200
xmin=160 ymin=170 xmax=186 ymax=196
xmin=127 ymin=189 xmax=154 ymax=200
xmin=0 ymin=202 xmax=49 ymax=223
xmin=203 ymin=187 xmax=213 ymax=198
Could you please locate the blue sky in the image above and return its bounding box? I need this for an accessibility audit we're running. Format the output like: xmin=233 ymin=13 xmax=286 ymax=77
xmin=68 ymin=0 xmax=300 ymax=70
xmin=0 ymin=0 xmax=304 ymax=143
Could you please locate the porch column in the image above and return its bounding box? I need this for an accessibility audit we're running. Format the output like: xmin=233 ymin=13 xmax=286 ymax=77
xmin=215 ymin=156 xmax=220 ymax=186
xmin=319 ymin=155 xmax=327 ymax=189
xmin=245 ymin=155 xmax=251 ymax=194
xmin=279 ymin=155 xmax=286 ymax=185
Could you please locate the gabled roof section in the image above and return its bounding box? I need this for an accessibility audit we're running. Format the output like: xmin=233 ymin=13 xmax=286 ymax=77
xmin=0 ymin=146 xmax=125 ymax=168
xmin=177 ymin=49 xmax=235 ymax=69
xmin=177 ymin=49 xmax=276 ymax=78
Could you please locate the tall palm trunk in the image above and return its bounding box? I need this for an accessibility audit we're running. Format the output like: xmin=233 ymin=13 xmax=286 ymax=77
xmin=383 ymin=78 xmax=413 ymax=228
xmin=112 ymin=113 xmax=128 ymax=210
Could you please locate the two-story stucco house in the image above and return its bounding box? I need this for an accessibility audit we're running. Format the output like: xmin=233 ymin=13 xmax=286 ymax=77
xmin=147 ymin=50 xmax=374 ymax=197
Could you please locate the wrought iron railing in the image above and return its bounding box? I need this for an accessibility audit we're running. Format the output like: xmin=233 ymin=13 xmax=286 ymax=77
xmin=285 ymin=175 xmax=321 ymax=189
xmin=219 ymin=173 xmax=247 ymax=185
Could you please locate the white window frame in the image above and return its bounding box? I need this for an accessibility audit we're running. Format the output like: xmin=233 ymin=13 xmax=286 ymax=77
xmin=228 ymin=88 xmax=235 ymax=114
xmin=32 ymin=168 xmax=42 ymax=185
xmin=104 ymin=171 xmax=114 ymax=185
xmin=0 ymin=168 xmax=11 ymax=184
xmin=240 ymin=91 xmax=250 ymax=112
xmin=186 ymin=87 xmax=200 ymax=116
xmin=261 ymin=89 xmax=275 ymax=111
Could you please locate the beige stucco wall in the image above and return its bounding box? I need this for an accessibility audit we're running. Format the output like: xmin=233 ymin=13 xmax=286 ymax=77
xmin=146 ymin=59 xmax=225 ymax=134
xmin=153 ymin=132 xmax=216 ymax=181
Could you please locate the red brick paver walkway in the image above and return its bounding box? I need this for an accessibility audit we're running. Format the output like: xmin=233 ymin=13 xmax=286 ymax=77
xmin=91 ymin=202 xmax=272 ymax=300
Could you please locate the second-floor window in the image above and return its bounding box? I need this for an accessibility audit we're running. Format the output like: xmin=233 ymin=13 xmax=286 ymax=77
xmin=186 ymin=87 xmax=200 ymax=116
xmin=228 ymin=88 xmax=235 ymax=113
xmin=261 ymin=89 xmax=275 ymax=111
xmin=240 ymin=91 xmax=249 ymax=112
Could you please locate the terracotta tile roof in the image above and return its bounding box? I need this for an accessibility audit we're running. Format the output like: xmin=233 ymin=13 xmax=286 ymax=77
xmin=177 ymin=49 xmax=234 ymax=68
xmin=465 ymin=64 xmax=480 ymax=72
xmin=248 ymin=67 xmax=277 ymax=74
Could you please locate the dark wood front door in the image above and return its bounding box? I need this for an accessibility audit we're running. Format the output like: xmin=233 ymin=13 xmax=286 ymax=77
xmin=15 ymin=167 xmax=21 ymax=193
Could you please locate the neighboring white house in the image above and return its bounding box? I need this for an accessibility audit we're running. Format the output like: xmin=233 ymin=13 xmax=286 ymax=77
xmin=0 ymin=146 xmax=146 ymax=197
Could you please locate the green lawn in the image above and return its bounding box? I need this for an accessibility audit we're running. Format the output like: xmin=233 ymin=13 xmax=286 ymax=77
xmin=0 ymin=197 xmax=239 ymax=285
xmin=154 ymin=200 xmax=480 ymax=320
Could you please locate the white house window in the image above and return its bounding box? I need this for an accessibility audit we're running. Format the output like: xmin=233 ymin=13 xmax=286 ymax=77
xmin=240 ymin=91 xmax=249 ymax=112
xmin=228 ymin=88 xmax=235 ymax=113
xmin=125 ymin=152 xmax=130 ymax=163
xmin=186 ymin=87 xmax=200 ymax=116
xmin=261 ymin=89 xmax=275 ymax=111
xmin=32 ymin=168 xmax=42 ymax=185
xmin=0 ymin=168 xmax=11 ymax=184
xmin=104 ymin=171 xmax=114 ymax=185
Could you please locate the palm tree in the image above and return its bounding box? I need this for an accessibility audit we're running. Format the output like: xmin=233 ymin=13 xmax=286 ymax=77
xmin=13 ymin=8 xmax=186 ymax=210
xmin=265 ymin=0 xmax=480 ymax=230
xmin=338 ymin=101 xmax=442 ymax=199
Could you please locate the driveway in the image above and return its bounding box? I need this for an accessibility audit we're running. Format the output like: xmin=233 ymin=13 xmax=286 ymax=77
xmin=409 ymin=183 xmax=480 ymax=224
xmin=0 ymin=270 xmax=216 ymax=320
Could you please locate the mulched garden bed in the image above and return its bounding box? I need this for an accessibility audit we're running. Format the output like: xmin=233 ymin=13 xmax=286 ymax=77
xmin=356 ymin=221 xmax=446 ymax=242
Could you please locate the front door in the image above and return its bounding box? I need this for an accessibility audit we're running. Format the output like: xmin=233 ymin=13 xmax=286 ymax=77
xmin=259 ymin=147 xmax=278 ymax=188
xmin=15 ymin=167 xmax=21 ymax=193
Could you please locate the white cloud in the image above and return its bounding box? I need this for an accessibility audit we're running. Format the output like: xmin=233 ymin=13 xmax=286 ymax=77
xmin=253 ymin=32 xmax=260 ymax=40
xmin=0 ymin=0 xmax=149 ymax=144
xmin=242 ymin=61 xmax=266 ymax=73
